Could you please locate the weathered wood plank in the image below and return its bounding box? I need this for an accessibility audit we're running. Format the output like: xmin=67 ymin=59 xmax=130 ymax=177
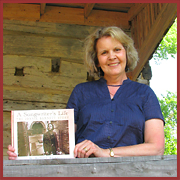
xmin=3 ymin=155 xmax=177 ymax=177
xmin=3 ymin=87 xmax=70 ymax=104
xmin=3 ymin=3 xmax=40 ymax=21
xmin=138 ymin=9 xmax=144 ymax=47
xmin=3 ymin=3 xmax=130 ymax=29
xmin=146 ymin=4 xmax=151 ymax=36
xmin=3 ymin=149 xmax=9 ymax=160
xmin=3 ymin=55 xmax=87 ymax=90
xmin=3 ymin=55 xmax=87 ymax=79
xmin=94 ymin=3 xmax=134 ymax=12
xmin=131 ymin=16 xmax=139 ymax=50
xmin=3 ymin=19 xmax=131 ymax=48
xmin=150 ymin=3 xmax=155 ymax=26
xmin=3 ymin=31 xmax=84 ymax=60
xmin=137 ymin=13 xmax=141 ymax=48
xmin=40 ymin=6 xmax=84 ymax=25
xmin=4 ymin=155 xmax=177 ymax=165
xmin=39 ymin=5 xmax=129 ymax=29
xmin=143 ymin=6 xmax=147 ymax=39
xmin=3 ymin=130 xmax=11 ymax=150
xmin=3 ymin=19 xmax=100 ymax=40
xmin=85 ymin=9 xmax=129 ymax=29
xmin=3 ymin=100 xmax=67 ymax=111
xmin=154 ymin=3 xmax=158 ymax=20
xmin=3 ymin=111 xmax=11 ymax=129
xmin=3 ymin=111 xmax=11 ymax=157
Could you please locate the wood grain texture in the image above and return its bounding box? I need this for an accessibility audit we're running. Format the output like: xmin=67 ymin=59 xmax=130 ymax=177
xmin=3 ymin=3 xmax=130 ymax=29
xmin=131 ymin=3 xmax=177 ymax=80
xmin=84 ymin=3 xmax=95 ymax=18
xmin=3 ymin=19 xmax=100 ymax=40
xmin=128 ymin=3 xmax=147 ymax=21
xmin=3 ymin=31 xmax=84 ymax=61
xmin=3 ymin=155 xmax=177 ymax=177
xmin=3 ymin=3 xmax=40 ymax=21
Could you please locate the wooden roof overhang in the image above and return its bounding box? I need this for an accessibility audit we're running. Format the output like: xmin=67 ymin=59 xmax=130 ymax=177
xmin=3 ymin=3 xmax=177 ymax=80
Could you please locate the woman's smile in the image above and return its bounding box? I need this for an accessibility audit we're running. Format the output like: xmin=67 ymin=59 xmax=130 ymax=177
xmin=108 ymin=62 xmax=120 ymax=67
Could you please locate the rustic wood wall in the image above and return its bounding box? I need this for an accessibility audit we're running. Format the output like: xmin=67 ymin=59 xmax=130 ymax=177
xmin=3 ymin=19 xmax=130 ymax=158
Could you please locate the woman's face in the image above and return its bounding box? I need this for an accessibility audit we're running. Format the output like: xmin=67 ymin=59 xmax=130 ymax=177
xmin=96 ymin=36 xmax=127 ymax=79
xmin=48 ymin=124 xmax=53 ymax=131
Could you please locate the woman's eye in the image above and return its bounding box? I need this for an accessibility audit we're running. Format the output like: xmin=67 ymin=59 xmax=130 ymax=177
xmin=115 ymin=48 xmax=121 ymax=51
xmin=102 ymin=51 xmax=107 ymax=55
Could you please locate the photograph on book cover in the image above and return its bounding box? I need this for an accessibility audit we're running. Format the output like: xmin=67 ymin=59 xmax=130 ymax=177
xmin=11 ymin=109 xmax=75 ymax=160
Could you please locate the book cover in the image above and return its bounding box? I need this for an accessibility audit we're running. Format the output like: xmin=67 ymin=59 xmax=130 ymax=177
xmin=11 ymin=109 xmax=75 ymax=160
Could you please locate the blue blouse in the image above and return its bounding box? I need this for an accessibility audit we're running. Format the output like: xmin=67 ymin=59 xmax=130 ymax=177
xmin=66 ymin=78 xmax=164 ymax=149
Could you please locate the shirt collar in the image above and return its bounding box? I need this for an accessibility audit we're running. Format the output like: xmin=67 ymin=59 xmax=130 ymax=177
xmin=99 ymin=77 xmax=131 ymax=86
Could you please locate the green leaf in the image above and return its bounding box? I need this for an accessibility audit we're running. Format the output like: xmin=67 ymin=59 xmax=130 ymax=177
xmin=153 ymin=18 xmax=177 ymax=61
xmin=158 ymin=91 xmax=177 ymax=155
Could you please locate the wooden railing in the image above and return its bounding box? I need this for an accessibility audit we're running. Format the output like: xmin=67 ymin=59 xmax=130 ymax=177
xmin=3 ymin=155 xmax=177 ymax=177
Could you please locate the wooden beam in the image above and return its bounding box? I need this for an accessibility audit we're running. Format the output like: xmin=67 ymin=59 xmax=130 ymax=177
xmin=3 ymin=3 xmax=40 ymax=21
xmin=3 ymin=3 xmax=129 ymax=29
xmin=3 ymin=31 xmax=84 ymax=61
xmin=40 ymin=6 xmax=129 ymax=29
xmin=40 ymin=6 xmax=84 ymax=25
xmin=131 ymin=3 xmax=177 ymax=81
xmin=84 ymin=3 xmax=95 ymax=19
xmin=128 ymin=3 xmax=147 ymax=21
xmin=40 ymin=3 xmax=46 ymax=16
xmin=84 ymin=9 xmax=129 ymax=29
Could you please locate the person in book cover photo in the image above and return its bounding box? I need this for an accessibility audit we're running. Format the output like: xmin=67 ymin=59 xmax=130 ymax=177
xmin=43 ymin=123 xmax=59 ymax=155
xmin=7 ymin=26 xmax=165 ymax=159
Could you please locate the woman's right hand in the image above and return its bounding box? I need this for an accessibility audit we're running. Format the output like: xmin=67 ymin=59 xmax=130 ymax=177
xmin=7 ymin=145 xmax=17 ymax=160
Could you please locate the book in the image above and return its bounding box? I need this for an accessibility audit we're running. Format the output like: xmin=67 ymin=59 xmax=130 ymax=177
xmin=11 ymin=109 xmax=75 ymax=160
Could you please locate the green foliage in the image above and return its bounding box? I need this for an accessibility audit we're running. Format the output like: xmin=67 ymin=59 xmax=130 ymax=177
xmin=158 ymin=91 xmax=177 ymax=155
xmin=153 ymin=18 xmax=177 ymax=61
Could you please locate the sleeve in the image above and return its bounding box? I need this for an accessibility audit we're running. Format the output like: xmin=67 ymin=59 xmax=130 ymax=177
xmin=143 ymin=87 xmax=165 ymax=125
xmin=66 ymin=85 xmax=81 ymax=124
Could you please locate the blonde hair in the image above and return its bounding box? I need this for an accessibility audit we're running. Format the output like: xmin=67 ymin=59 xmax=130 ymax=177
xmin=84 ymin=26 xmax=139 ymax=77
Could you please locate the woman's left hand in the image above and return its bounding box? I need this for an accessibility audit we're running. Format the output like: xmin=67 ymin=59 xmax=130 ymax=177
xmin=74 ymin=139 xmax=109 ymax=158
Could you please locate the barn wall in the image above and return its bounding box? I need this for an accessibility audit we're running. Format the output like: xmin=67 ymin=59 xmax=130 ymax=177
xmin=3 ymin=19 xmax=131 ymax=158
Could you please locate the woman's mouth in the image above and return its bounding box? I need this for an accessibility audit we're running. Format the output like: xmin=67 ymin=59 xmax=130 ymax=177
xmin=108 ymin=62 xmax=120 ymax=67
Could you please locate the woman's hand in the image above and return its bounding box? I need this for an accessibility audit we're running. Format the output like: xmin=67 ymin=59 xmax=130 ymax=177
xmin=7 ymin=145 xmax=17 ymax=160
xmin=74 ymin=140 xmax=109 ymax=158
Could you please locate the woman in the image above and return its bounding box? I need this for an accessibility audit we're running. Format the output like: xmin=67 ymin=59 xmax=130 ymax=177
xmin=43 ymin=123 xmax=59 ymax=155
xmin=7 ymin=26 xmax=165 ymax=159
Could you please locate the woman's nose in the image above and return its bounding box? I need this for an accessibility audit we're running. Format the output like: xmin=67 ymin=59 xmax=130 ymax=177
xmin=108 ymin=51 xmax=116 ymax=60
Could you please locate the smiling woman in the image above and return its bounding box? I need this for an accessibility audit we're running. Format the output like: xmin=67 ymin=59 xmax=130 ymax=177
xmin=66 ymin=26 xmax=165 ymax=158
